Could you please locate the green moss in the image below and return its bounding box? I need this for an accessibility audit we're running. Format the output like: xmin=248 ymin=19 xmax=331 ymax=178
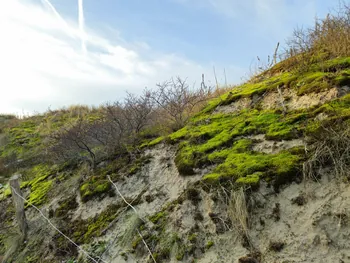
xmin=169 ymin=126 xmax=190 ymax=142
xmin=132 ymin=236 xmax=142 ymax=249
xmin=335 ymin=72 xmax=350 ymax=86
xmin=80 ymin=176 xmax=112 ymax=203
xmin=236 ymin=172 xmax=261 ymax=188
xmin=176 ymin=250 xmax=185 ymax=261
xmin=26 ymin=164 xmax=53 ymax=186
xmin=126 ymin=155 xmax=152 ymax=176
xmin=196 ymin=57 xmax=350 ymax=117
xmin=205 ymin=240 xmax=214 ymax=250
xmin=59 ymin=204 xmax=121 ymax=245
xmin=0 ymin=185 xmax=11 ymax=200
xmin=27 ymin=179 xmax=53 ymax=207
xmin=148 ymin=136 xmax=165 ymax=147
xmin=188 ymin=233 xmax=197 ymax=243
xmin=149 ymin=211 xmax=167 ymax=224
xmin=174 ymin=142 xmax=196 ymax=175
xmin=313 ymin=57 xmax=350 ymax=72
xmin=203 ymin=149 xmax=300 ymax=186
xmin=55 ymin=195 xmax=78 ymax=218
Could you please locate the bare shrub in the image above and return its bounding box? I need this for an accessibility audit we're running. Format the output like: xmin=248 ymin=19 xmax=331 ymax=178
xmin=150 ymin=76 xmax=213 ymax=131
xmin=48 ymin=118 xmax=105 ymax=169
xmin=123 ymin=91 xmax=154 ymax=134
xmin=49 ymin=92 xmax=154 ymax=167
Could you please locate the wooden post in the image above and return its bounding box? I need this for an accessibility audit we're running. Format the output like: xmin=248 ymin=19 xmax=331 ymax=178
xmin=9 ymin=174 xmax=28 ymax=238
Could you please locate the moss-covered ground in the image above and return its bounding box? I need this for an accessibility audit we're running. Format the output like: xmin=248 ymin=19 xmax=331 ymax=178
xmin=146 ymin=56 xmax=350 ymax=189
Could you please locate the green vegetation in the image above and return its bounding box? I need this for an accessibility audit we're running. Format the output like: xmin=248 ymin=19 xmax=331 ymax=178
xmin=206 ymin=240 xmax=214 ymax=250
xmin=170 ymin=109 xmax=307 ymax=187
xmin=80 ymin=176 xmax=112 ymax=203
xmin=27 ymin=179 xmax=53 ymax=207
xmin=149 ymin=211 xmax=167 ymax=224
xmin=2 ymin=120 xmax=41 ymax=158
xmin=164 ymin=56 xmax=350 ymax=188
xmin=188 ymin=233 xmax=197 ymax=243
xmin=58 ymin=204 xmax=120 ymax=245
xmin=198 ymin=57 xmax=350 ymax=115
xmin=18 ymin=164 xmax=57 ymax=207
xmin=54 ymin=195 xmax=78 ymax=218
xmin=126 ymin=155 xmax=152 ymax=176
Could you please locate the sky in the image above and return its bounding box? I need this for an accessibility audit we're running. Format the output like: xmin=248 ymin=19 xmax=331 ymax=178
xmin=0 ymin=0 xmax=333 ymax=115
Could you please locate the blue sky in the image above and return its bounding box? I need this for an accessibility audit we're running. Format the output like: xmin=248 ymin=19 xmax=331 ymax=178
xmin=0 ymin=0 xmax=333 ymax=114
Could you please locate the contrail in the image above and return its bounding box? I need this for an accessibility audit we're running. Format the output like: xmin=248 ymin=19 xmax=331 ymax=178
xmin=78 ymin=0 xmax=87 ymax=54
xmin=40 ymin=0 xmax=75 ymax=37
xmin=41 ymin=0 xmax=67 ymax=25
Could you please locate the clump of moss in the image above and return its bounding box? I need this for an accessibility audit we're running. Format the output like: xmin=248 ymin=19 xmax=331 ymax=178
xmin=80 ymin=176 xmax=112 ymax=203
xmin=126 ymin=155 xmax=152 ymax=176
xmin=27 ymin=179 xmax=53 ymax=207
xmin=149 ymin=211 xmax=167 ymax=225
xmin=2 ymin=120 xmax=41 ymax=159
xmin=235 ymin=172 xmax=262 ymax=189
xmin=188 ymin=233 xmax=197 ymax=243
xmin=56 ymin=204 xmax=121 ymax=245
xmin=55 ymin=195 xmax=78 ymax=218
xmin=205 ymin=240 xmax=214 ymax=250
xmin=141 ymin=136 xmax=165 ymax=148
xmin=174 ymin=143 xmax=196 ymax=175
xmin=18 ymin=165 xmax=57 ymax=207
xmin=204 ymin=142 xmax=301 ymax=187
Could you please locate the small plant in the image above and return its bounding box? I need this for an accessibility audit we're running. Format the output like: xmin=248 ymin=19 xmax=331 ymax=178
xmin=269 ymin=241 xmax=285 ymax=252
xmin=188 ymin=233 xmax=197 ymax=243
xmin=205 ymin=240 xmax=214 ymax=250
xmin=291 ymin=194 xmax=307 ymax=206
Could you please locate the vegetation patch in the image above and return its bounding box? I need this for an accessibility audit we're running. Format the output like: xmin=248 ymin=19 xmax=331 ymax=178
xmin=171 ymin=111 xmax=305 ymax=187
xmin=205 ymin=240 xmax=214 ymax=250
xmin=54 ymin=195 xmax=78 ymax=218
xmin=20 ymin=164 xmax=57 ymax=207
xmin=126 ymin=155 xmax=152 ymax=176
xmin=55 ymin=204 xmax=121 ymax=247
xmin=79 ymin=176 xmax=112 ymax=203
xmin=27 ymin=179 xmax=53 ymax=207
xmin=149 ymin=211 xmax=167 ymax=225
xmin=166 ymin=58 xmax=350 ymax=188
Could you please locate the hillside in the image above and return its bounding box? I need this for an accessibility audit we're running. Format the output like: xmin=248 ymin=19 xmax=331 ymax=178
xmin=1 ymin=6 xmax=350 ymax=262
xmin=0 ymin=54 xmax=349 ymax=262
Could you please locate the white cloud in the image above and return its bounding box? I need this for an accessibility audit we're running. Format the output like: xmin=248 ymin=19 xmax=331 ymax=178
xmin=0 ymin=0 xmax=237 ymax=115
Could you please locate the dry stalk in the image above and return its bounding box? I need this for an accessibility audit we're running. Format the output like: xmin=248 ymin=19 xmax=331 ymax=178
xmin=303 ymin=124 xmax=350 ymax=181
xmin=228 ymin=188 xmax=249 ymax=237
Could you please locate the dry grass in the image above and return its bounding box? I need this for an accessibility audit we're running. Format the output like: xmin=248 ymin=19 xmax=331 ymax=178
xmin=283 ymin=2 xmax=350 ymax=71
xmin=304 ymin=124 xmax=350 ymax=180
xmin=228 ymin=188 xmax=249 ymax=237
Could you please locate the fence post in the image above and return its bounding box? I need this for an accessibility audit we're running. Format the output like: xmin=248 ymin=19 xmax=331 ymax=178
xmin=9 ymin=174 xmax=28 ymax=238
